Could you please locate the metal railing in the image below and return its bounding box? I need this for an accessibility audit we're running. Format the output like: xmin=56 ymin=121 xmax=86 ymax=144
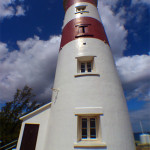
xmin=0 ymin=140 xmax=17 ymax=150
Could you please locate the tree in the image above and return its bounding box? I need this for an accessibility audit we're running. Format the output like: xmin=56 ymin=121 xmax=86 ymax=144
xmin=0 ymin=86 xmax=42 ymax=146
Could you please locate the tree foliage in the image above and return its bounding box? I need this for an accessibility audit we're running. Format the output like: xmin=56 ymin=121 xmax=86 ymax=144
xmin=0 ymin=86 xmax=42 ymax=146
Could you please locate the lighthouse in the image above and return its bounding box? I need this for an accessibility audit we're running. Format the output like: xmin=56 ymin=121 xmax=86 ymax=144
xmin=45 ymin=0 xmax=135 ymax=149
xmin=16 ymin=0 xmax=135 ymax=150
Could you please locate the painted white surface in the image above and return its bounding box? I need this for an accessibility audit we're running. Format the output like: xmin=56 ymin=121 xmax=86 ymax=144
xmin=45 ymin=38 xmax=135 ymax=150
xmin=75 ymin=148 xmax=107 ymax=150
xmin=74 ymin=107 xmax=103 ymax=115
xmin=16 ymin=105 xmax=51 ymax=150
xmin=63 ymin=2 xmax=101 ymax=29
xmin=140 ymin=134 xmax=150 ymax=144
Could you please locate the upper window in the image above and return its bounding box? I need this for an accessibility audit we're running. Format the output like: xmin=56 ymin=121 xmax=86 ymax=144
xmin=77 ymin=56 xmax=94 ymax=73
xmin=75 ymin=24 xmax=93 ymax=38
xmin=80 ymin=61 xmax=92 ymax=73
xmin=77 ymin=25 xmax=88 ymax=34
xmin=75 ymin=5 xmax=89 ymax=14
xmin=75 ymin=56 xmax=100 ymax=77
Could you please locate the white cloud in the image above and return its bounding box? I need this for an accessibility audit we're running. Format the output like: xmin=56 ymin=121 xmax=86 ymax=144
xmin=98 ymin=1 xmax=128 ymax=59
xmin=99 ymin=0 xmax=118 ymax=7
xmin=0 ymin=36 xmax=61 ymax=102
xmin=16 ymin=5 xmax=25 ymax=16
xmin=0 ymin=42 xmax=8 ymax=60
xmin=132 ymin=0 xmax=150 ymax=5
xmin=99 ymin=0 xmax=150 ymax=6
xmin=116 ymin=55 xmax=150 ymax=101
xmin=0 ymin=0 xmax=25 ymax=19
xmin=97 ymin=1 xmax=150 ymax=102
xmin=0 ymin=0 xmax=14 ymax=18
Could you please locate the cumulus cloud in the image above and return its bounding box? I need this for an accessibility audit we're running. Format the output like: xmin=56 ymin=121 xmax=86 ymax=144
xmin=116 ymin=55 xmax=150 ymax=101
xmin=0 ymin=36 xmax=61 ymax=102
xmin=0 ymin=42 xmax=8 ymax=60
xmin=98 ymin=1 xmax=128 ymax=59
xmin=0 ymin=0 xmax=25 ymax=19
xmin=97 ymin=0 xmax=150 ymax=103
xmin=99 ymin=0 xmax=119 ymax=7
xmin=16 ymin=5 xmax=25 ymax=16
xmin=132 ymin=0 xmax=150 ymax=5
xmin=0 ymin=0 xmax=14 ymax=18
xmin=99 ymin=0 xmax=150 ymax=6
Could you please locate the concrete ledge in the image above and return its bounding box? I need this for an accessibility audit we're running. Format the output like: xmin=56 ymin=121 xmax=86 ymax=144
xmin=74 ymin=73 xmax=100 ymax=77
xmin=74 ymin=107 xmax=103 ymax=115
xmin=74 ymin=140 xmax=107 ymax=148
xmin=20 ymin=102 xmax=52 ymax=120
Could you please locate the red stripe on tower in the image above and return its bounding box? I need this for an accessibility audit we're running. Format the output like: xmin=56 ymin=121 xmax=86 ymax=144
xmin=60 ymin=17 xmax=109 ymax=50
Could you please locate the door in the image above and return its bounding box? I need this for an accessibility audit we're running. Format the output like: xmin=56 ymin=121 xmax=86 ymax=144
xmin=20 ymin=124 xmax=39 ymax=150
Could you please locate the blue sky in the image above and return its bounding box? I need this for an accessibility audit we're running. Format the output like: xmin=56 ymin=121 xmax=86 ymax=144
xmin=0 ymin=0 xmax=149 ymax=132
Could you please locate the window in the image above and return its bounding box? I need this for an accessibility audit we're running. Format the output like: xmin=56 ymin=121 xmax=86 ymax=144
xmin=81 ymin=117 xmax=97 ymax=139
xmin=75 ymin=5 xmax=89 ymax=14
xmin=87 ymin=62 xmax=92 ymax=72
xmin=74 ymin=107 xmax=106 ymax=148
xmin=20 ymin=124 xmax=39 ymax=150
xmin=77 ymin=116 xmax=100 ymax=142
xmin=78 ymin=25 xmax=87 ymax=34
xmin=75 ymin=56 xmax=100 ymax=77
xmin=80 ymin=61 xmax=92 ymax=73
xmin=75 ymin=24 xmax=93 ymax=38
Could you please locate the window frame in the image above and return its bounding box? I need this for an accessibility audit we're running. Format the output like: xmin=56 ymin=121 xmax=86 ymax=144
xmin=75 ymin=5 xmax=89 ymax=14
xmin=20 ymin=124 xmax=39 ymax=150
xmin=74 ymin=107 xmax=106 ymax=148
xmin=77 ymin=115 xmax=100 ymax=142
xmin=79 ymin=61 xmax=93 ymax=73
xmin=75 ymin=24 xmax=93 ymax=38
xmin=77 ymin=56 xmax=94 ymax=73
xmin=75 ymin=56 xmax=100 ymax=77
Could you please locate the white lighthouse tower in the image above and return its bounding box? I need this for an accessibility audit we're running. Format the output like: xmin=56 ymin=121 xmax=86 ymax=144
xmin=45 ymin=0 xmax=135 ymax=149
xmin=16 ymin=0 xmax=136 ymax=150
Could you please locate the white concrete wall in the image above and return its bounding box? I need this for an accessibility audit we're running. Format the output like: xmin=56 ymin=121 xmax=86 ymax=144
xmin=75 ymin=148 xmax=106 ymax=150
xmin=16 ymin=107 xmax=51 ymax=150
xmin=45 ymin=38 xmax=135 ymax=150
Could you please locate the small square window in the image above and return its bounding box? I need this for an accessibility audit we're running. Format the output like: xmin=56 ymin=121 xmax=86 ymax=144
xmin=75 ymin=5 xmax=89 ymax=14
xmin=79 ymin=61 xmax=93 ymax=73
xmin=75 ymin=24 xmax=93 ymax=38
xmin=75 ymin=56 xmax=100 ymax=77
xmin=76 ymin=5 xmax=86 ymax=12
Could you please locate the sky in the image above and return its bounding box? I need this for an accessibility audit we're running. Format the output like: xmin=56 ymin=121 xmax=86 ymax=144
xmin=0 ymin=0 xmax=149 ymax=132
